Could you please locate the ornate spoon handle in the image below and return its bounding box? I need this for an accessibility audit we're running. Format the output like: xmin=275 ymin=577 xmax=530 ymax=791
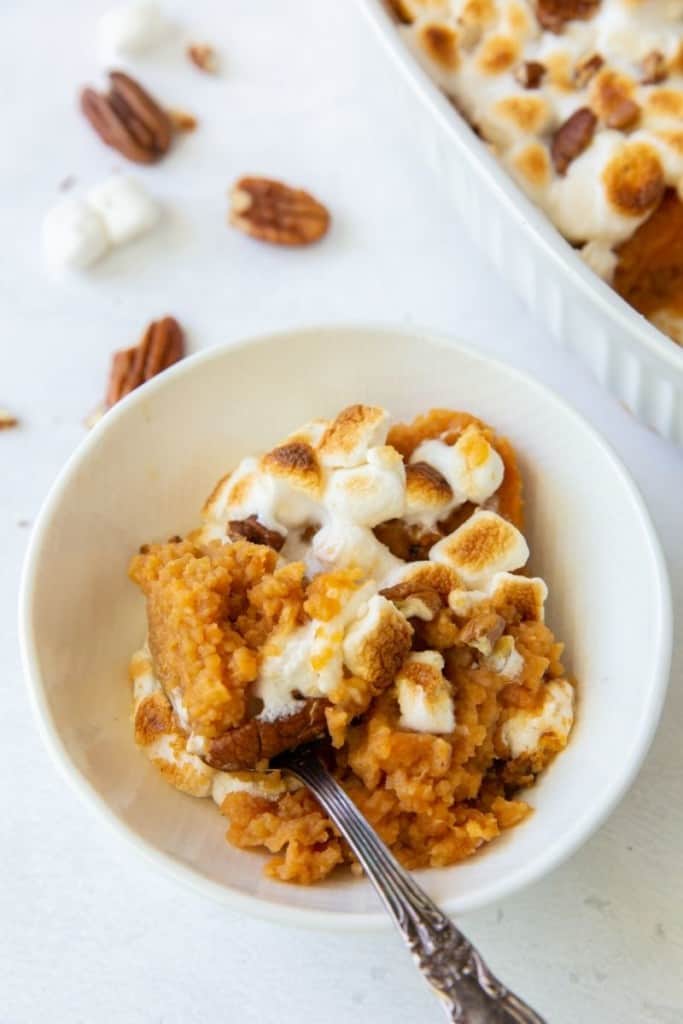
xmin=278 ymin=746 xmax=546 ymax=1024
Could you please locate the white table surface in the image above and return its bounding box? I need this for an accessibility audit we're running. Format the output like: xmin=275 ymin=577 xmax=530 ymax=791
xmin=1 ymin=1 xmax=682 ymax=1021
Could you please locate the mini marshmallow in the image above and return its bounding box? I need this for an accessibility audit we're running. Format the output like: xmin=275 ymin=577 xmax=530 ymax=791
xmin=97 ymin=2 xmax=168 ymax=58
xmin=217 ymin=457 xmax=282 ymax=533
xmin=311 ymin=521 xmax=402 ymax=580
xmin=430 ymin=510 xmax=529 ymax=588
xmin=43 ymin=198 xmax=110 ymax=270
xmin=490 ymin=571 xmax=547 ymax=621
xmin=412 ymin=426 xmax=504 ymax=506
xmin=87 ymin=176 xmax=160 ymax=247
xmin=342 ymin=594 xmax=413 ymax=684
xmin=404 ymin=460 xmax=454 ymax=528
xmin=211 ymin=771 xmax=286 ymax=806
xmin=396 ymin=651 xmax=456 ymax=734
xmin=318 ymin=405 xmax=390 ymax=468
xmin=500 ymin=680 xmax=574 ymax=757
xmin=325 ymin=446 xmax=406 ymax=527
xmin=580 ymin=240 xmax=618 ymax=282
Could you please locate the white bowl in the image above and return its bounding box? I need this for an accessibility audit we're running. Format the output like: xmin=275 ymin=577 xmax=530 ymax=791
xmin=20 ymin=325 xmax=672 ymax=929
xmin=358 ymin=0 xmax=683 ymax=446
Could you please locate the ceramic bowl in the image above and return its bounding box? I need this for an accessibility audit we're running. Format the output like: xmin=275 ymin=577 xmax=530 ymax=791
xmin=19 ymin=325 xmax=672 ymax=929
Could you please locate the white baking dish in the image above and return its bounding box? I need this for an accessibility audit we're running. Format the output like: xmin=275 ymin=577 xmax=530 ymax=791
xmin=358 ymin=0 xmax=683 ymax=445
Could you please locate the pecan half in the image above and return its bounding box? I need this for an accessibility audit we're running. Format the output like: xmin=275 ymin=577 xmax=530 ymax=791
xmin=641 ymin=50 xmax=668 ymax=85
xmin=514 ymin=61 xmax=546 ymax=89
xmin=573 ymin=53 xmax=603 ymax=89
xmin=204 ymin=699 xmax=330 ymax=770
xmin=551 ymin=107 xmax=597 ymax=174
xmin=227 ymin=516 xmax=285 ymax=551
xmin=106 ymin=316 xmax=184 ymax=408
xmin=187 ymin=43 xmax=218 ymax=74
xmin=535 ymin=0 xmax=599 ymax=32
xmin=229 ymin=177 xmax=331 ymax=246
xmin=81 ymin=71 xmax=172 ymax=164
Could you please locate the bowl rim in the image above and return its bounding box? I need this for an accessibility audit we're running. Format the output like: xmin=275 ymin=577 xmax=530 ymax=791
xmin=19 ymin=323 xmax=673 ymax=931
xmin=356 ymin=0 xmax=683 ymax=378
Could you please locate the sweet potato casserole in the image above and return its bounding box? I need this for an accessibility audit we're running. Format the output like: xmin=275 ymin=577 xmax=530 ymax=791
xmin=128 ymin=405 xmax=575 ymax=883
xmin=390 ymin=0 xmax=683 ymax=344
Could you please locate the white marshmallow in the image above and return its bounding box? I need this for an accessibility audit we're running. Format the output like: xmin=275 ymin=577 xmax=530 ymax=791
xmin=43 ymin=198 xmax=110 ymax=270
xmin=325 ymin=446 xmax=406 ymax=527
xmin=318 ymin=406 xmax=390 ymax=468
xmin=310 ymin=520 xmax=401 ymax=580
xmin=211 ymin=772 xmax=285 ymax=805
xmin=87 ymin=176 xmax=160 ymax=247
xmin=342 ymin=593 xmax=409 ymax=675
xmin=396 ymin=651 xmax=455 ymax=734
xmin=500 ymin=680 xmax=574 ymax=757
xmin=97 ymin=2 xmax=168 ymax=58
xmin=580 ymin=240 xmax=618 ymax=282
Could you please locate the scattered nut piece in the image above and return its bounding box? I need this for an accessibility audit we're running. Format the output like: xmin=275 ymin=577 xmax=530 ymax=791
xmin=227 ymin=516 xmax=285 ymax=551
xmin=229 ymin=176 xmax=330 ymax=246
xmin=573 ymin=53 xmax=603 ymax=89
xmin=514 ymin=61 xmax=546 ymax=89
xmin=641 ymin=50 xmax=668 ymax=85
xmin=204 ymin=699 xmax=330 ymax=770
xmin=0 ymin=410 xmax=18 ymax=430
xmin=551 ymin=107 xmax=597 ymax=175
xmin=535 ymin=0 xmax=599 ymax=32
xmin=106 ymin=316 xmax=184 ymax=408
xmin=187 ymin=43 xmax=218 ymax=74
xmin=81 ymin=71 xmax=172 ymax=164
xmin=168 ymin=108 xmax=198 ymax=133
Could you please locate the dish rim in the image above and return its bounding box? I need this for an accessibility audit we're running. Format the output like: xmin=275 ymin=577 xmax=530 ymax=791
xmin=356 ymin=0 xmax=683 ymax=376
xmin=19 ymin=323 xmax=673 ymax=931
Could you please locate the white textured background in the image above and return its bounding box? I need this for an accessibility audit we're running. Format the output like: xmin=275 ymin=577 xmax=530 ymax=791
xmin=1 ymin=1 xmax=682 ymax=1022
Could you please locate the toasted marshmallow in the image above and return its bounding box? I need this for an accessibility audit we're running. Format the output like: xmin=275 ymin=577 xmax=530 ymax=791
xmin=87 ymin=176 xmax=160 ymax=246
xmin=343 ymin=594 xmax=413 ymax=685
xmin=211 ymin=457 xmax=281 ymax=533
xmin=97 ymin=2 xmax=168 ymax=58
xmin=261 ymin=440 xmax=325 ymax=528
xmin=430 ymin=510 xmax=529 ymax=588
xmin=490 ymin=571 xmax=547 ymax=621
xmin=256 ymin=581 xmax=377 ymax=718
xmin=448 ymin=587 xmax=488 ymax=617
xmin=483 ymin=635 xmax=524 ymax=678
xmin=211 ymin=770 xmax=288 ymax=806
xmin=382 ymin=559 xmax=461 ymax=598
xmin=404 ymin=460 xmax=454 ymax=528
xmin=325 ymin=446 xmax=406 ymax=527
xmin=500 ymin=680 xmax=574 ymax=757
xmin=396 ymin=651 xmax=456 ymax=734
xmin=43 ymin=198 xmax=110 ymax=270
xmin=318 ymin=405 xmax=390 ymax=468
xmin=286 ymin=417 xmax=329 ymax=448
xmin=310 ymin=521 xmax=401 ymax=580
xmin=411 ymin=426 xmax=504 ymax=506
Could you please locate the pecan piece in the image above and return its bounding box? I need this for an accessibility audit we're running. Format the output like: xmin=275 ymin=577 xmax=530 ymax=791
xmin=641 ymin=50 xmax=667 ymax=85
xmin=229 ymin=177 xmax=331 ymax=246
xmin=514 ymin=61 xmax=546 ymax=89
xmin=106 ymin=316 xmax=184 ymax=408
xmin=535 ymin=0 xmax=599 ymax=33
xmin=0 ymin=410 xmax=18 ymax=430
xmin=168 ymin=108 xmax=198 ymax=133
xmin=187 ymin=43 xmax=218 ymax=74
xmin=81 ymin=71 xmax=172 ymax=164
xmin=551 ymin=107 xmax=597 ymax=175
xmin=460 ymin=612 xmax=506 ymax=656
xmin=573 ymin=53 xmax=603 ymax=89
xmin=227 ymin=515 xmax=285 ymax=551
xmin=204 ymin=699 xmax=330 ymax=770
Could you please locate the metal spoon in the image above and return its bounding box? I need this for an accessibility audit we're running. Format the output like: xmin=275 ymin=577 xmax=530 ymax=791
xmin=272 ymin=743 xmax=546 ymax=1024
